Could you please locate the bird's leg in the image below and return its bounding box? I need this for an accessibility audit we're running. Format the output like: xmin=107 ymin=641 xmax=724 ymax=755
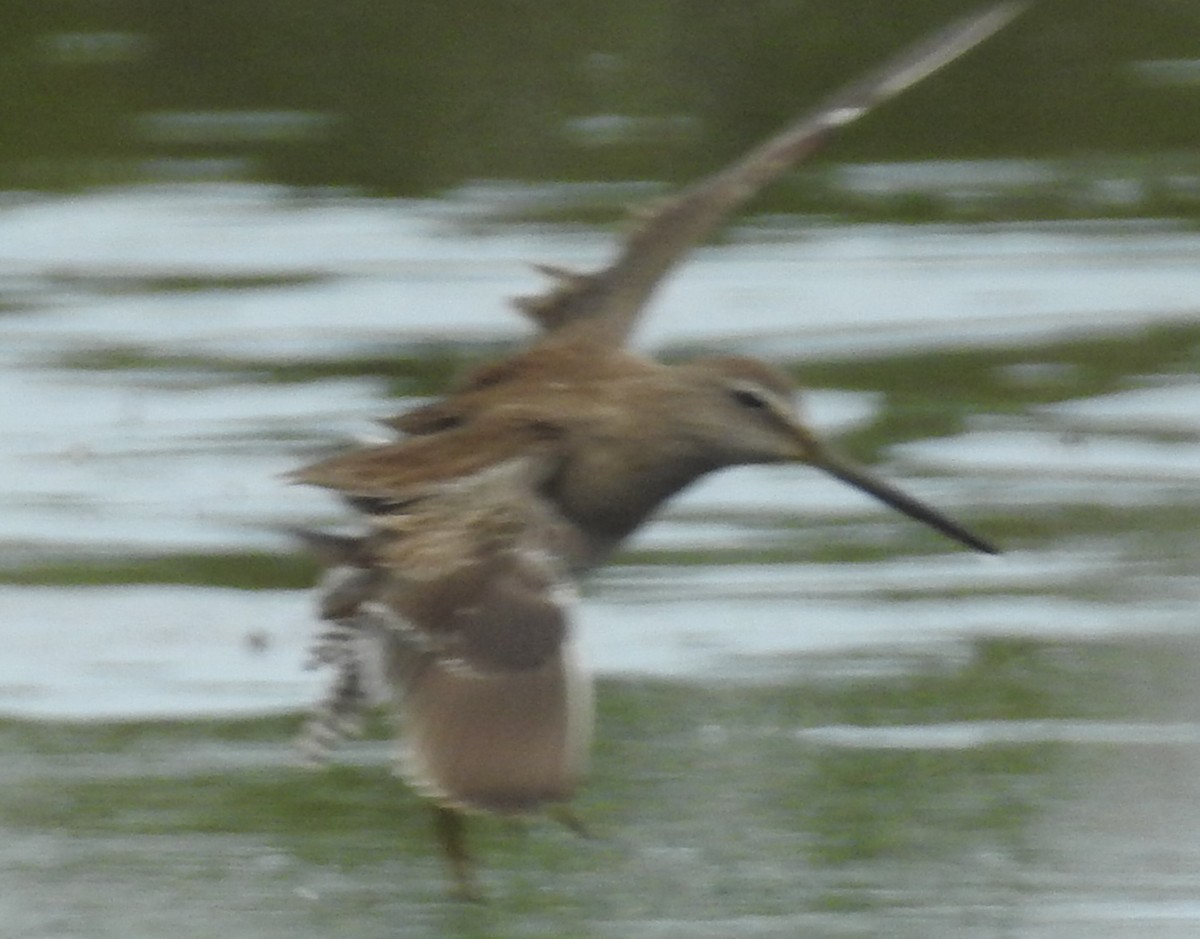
xmin=432 ymin=805 xmax=482 ymax=901
xmin=548 ymin=804 xmax=595 ymax=840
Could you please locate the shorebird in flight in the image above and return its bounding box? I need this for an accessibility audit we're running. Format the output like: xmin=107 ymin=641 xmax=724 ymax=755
xmin=289 ymin=3 xmax=1022 ymax=898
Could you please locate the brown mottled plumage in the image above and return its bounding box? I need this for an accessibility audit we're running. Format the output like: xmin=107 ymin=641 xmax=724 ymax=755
xmin=290 ymin=3 xmax=1023 ymax=899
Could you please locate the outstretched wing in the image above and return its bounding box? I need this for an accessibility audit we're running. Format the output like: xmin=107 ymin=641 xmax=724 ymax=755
xmin=295 ymin=460 xmax=592 ymax=812
xmin=514 ymin=2 xmax=1028 ymax=347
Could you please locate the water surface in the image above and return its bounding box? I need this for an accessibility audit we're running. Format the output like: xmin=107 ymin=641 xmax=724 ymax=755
xmin=3 ymin=184 xmax=1200 ymax=936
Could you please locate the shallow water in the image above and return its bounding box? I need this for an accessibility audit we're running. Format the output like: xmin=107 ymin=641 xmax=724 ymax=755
xmin=3 ymin=186 xmax=1200 ymax=935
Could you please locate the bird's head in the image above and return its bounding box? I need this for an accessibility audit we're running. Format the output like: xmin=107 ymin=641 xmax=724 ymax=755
xmin=675 ymin=355 xmax=997 ymax=554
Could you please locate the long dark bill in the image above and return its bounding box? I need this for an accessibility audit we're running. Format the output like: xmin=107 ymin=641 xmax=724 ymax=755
xmin=817 ymin=453 xmax=999 ymax=555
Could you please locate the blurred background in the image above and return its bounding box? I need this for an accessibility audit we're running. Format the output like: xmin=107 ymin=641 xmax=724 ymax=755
xmin=3 ymin=1 xmax=1200 ymax=936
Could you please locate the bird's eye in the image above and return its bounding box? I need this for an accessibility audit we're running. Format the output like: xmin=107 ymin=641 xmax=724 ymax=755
xmin=729 ymin=386 xmax=770 ymax=411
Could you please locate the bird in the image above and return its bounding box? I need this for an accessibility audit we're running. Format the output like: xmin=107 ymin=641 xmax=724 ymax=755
xmin=287 ymin=3 xmax=1024 ymax=899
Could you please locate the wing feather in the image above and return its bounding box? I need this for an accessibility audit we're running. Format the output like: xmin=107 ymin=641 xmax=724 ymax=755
xmin=513 ymin=2 xmax=1028 ymax=347
xmin=295 ymin=460 xmax=592 ymax=812
xmin=289 ymin=411 xmax=565 ymax=503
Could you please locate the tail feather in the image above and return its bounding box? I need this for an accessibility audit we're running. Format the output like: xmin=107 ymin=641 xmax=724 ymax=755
xmin=297 ymin=617 xmax=370 ymax=767
xmin=297 ymin=605 xmax=426 ymax=767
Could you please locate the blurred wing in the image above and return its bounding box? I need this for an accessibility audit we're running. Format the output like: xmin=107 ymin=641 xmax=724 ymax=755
xmin=513 ymin=2 xmax=1028 ymax=347
xmin=401 ymin=635 xmax=592 ymax=813
xmin=387 ymin=507 xmax=588 ymax=812
xmin=382 ymin=540 xmax=570 ymax=675
xmin=296 ymin=478 xmax=590 ymax=812
xmin=288 ymin=412 xmax=564 ymax=507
